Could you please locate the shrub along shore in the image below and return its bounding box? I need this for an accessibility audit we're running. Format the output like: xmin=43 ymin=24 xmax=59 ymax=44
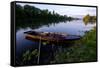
xmin=53 ymin=28 xmax=97 ymax=63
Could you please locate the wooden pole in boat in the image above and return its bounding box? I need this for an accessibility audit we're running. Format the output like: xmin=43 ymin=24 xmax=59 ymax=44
xmin=37 ymin=37 xmax=41 ymax=64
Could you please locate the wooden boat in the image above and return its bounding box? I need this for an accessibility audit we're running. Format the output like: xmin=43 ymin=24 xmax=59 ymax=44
xmin=24 ymin=31 xmax=82 ymax=44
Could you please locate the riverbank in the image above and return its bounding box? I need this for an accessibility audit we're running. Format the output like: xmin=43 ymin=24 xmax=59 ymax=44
xmin=16 ymin=28 xmax=97 ymax=65
xmin=53 ymin=28 xmax=97 ymax=63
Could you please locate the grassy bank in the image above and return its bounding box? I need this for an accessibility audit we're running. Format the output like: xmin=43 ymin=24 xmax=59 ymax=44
xmin=53 ymin=28 xmax=97 ymax=63
xmin=17 ymin=28 xmax=97 ymax=65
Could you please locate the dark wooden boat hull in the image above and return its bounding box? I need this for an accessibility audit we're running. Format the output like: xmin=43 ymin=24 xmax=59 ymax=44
xmin=24 ymin=31 xmax=81 ymax=44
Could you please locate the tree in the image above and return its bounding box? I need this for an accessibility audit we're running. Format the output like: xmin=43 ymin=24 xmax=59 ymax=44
xmin=83 ymin=14 xmax=96 ymax=25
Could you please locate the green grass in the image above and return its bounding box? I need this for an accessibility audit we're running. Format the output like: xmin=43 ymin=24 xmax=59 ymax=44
xmin=53 ymin=28 xmax=97 ymax=63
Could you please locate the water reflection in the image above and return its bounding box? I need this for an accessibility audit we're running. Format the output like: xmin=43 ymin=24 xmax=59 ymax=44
xmin=16 ymin=19 xmax=71 ymax=31
xmin=16 ymin=19 xmax=96 ymax=65
xmin=83 ymin=19 xmax=96 ymax=25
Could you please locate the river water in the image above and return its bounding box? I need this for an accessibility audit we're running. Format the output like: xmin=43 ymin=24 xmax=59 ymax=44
xmin=16 ymin=19 xmax=96 ymax=65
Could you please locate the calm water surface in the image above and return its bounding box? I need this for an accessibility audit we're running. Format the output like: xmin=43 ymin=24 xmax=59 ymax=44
xmin=16 ymin=19 xmax=96 ymax=65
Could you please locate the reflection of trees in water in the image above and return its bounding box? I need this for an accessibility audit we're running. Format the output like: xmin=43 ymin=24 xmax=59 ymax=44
xmin=83 ymin=21 xmax=96 ymax=25
xmin=16 ymin=19 xmax=71 ymax=31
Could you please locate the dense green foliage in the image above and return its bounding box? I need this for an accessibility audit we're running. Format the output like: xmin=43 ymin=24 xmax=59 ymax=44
xmin=53 ymin=28 xmax=97 ymax=63
xmin=83 ymin=14 xmax=96 ymax=25
xmin=16 ymin=4 xmax=75 ymax=23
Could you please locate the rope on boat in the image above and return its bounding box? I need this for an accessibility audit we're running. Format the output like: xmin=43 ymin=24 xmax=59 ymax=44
xmin=37 ymin=37 xmax=41 ymax=64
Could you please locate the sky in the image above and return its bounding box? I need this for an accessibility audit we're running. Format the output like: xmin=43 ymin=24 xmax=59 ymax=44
xmin=16 ymin=3 xmax=96 ymax=17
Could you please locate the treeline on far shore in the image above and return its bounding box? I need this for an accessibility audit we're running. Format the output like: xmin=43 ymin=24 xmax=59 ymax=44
xmin=16 ymin=4 xmax=78 ymax=23
xmin=83 ymin=14 xmax=96 ymax=23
